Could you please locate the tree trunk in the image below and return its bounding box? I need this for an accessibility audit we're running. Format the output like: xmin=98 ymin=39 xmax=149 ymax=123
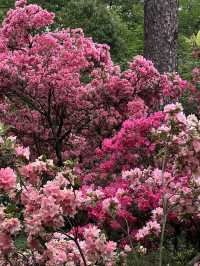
xmin=144 ymin=0 xmax=179 ymax=73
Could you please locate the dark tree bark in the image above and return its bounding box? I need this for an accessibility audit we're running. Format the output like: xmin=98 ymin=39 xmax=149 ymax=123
xmin=144 ymin=0 xmax=179 ymax=73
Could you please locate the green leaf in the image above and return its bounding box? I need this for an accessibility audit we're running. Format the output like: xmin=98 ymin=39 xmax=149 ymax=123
xmin=195 ymin=31 xmax=200 ymax=47
xmin=14 ymin=233 xmax=27 ymax=251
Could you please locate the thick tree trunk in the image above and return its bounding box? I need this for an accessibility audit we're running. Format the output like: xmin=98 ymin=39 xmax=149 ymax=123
xmin=144 ymin=0 xmax=179 ymax=73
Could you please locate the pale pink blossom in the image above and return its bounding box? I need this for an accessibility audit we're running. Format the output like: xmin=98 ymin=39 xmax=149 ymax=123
xmin=15 ymin=145 xmax=30 ymax=160
xmin=0 ymin=167 xmax=16 ymax=193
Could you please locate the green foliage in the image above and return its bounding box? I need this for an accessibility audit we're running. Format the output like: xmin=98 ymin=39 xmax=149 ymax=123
xmin=0 ymin=0 xmax=14 ymax=21
xmin=127 ymin=252 xmax=158 ymax=266
xmin=102 ymin=0 xmax=144 ymax=65
xmin=178 ymin=34 xmax=197 ymax=79
xmin=127 ymin=247 xmax=196 ymax=266
xmin=188 ymin=30 xmax=200 ymax=50
xmin=178 ymin=0 xmax=200 ymax=78
xmin=195 ymin=31 xmax=200 ymax=47
xmin=179 ymin=0 xmax=200 ymax=37
xmin=54 ymin=0 xmax=134 ymax=65
xmin=14 ymin=233 xmax=27 ymax=251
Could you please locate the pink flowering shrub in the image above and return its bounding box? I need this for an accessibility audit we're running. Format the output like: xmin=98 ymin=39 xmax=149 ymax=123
xmin=0 ymin=0 xmax=187 ymax=167
xmin=81 ymin=102 xmax=200 ymax=254
xmin=0 ymin=127 xmax=123 ymax=266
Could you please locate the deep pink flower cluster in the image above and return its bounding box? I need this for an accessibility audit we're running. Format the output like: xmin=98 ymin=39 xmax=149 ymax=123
xmin=94 ymin=111 xmax=165 ymax=179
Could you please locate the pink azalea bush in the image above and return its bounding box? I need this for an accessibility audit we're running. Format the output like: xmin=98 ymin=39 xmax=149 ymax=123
xmin=83 ymin=102 xmax=200 ymax=252
xmin=0 ymin=127 xmax=123 ymax=265
xmin=0 ymin=0 xmax=187 ymax=168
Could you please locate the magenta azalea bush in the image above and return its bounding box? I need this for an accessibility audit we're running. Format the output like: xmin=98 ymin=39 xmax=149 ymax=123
xmin=0 ymin=0 xmax=186 ymax=167
xmin=1 ymin=0 xmax=200 ymax=265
